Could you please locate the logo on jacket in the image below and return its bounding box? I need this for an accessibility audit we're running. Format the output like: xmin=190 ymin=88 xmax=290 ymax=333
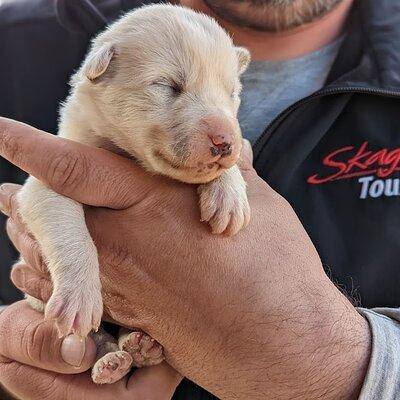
xmin=307 ymin=141 xmax=400 ymax=199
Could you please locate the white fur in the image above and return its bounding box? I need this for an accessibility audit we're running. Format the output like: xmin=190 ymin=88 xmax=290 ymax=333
xmin=199 ymin=165 xmax=250 ymax=235
xmin=18 ymin=178 xmax=102 ymax=336
xmin=19 ymin=4 xmax=251 ymax=337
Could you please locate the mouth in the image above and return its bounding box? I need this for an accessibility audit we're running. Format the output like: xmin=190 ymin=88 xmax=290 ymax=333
xmin=154 ymin=150 xmax=223 ymax=178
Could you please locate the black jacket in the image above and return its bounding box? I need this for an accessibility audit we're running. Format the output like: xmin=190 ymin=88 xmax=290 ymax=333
xmin=1 ymin=0 xmax=399 ymax=399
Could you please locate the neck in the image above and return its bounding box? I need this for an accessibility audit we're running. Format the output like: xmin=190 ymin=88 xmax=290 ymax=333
xmin=180 ymin=0 xmax=354 ymax=61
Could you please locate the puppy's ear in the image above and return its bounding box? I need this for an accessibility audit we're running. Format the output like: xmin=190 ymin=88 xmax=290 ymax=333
xmin=235 ymin=47 xmax=251 ymax=75
xmin=82 ymin=42 xmax=115 ymax=81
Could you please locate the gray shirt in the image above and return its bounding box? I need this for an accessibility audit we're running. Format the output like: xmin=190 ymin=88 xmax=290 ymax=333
xmin=238 ymin=38 xmax=343 ymax=143
xmin=238 ymin=40 xmax=400 ymax=398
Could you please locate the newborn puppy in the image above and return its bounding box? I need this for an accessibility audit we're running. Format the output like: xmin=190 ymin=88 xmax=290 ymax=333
xmin=17 ymin=3 xmax=251 ymax=385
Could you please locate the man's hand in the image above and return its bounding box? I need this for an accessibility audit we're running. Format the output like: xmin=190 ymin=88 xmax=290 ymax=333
xmin=0 ymin=118 xmax=371 ymax=399
xmin=0 ymin=302 xmax=181 ymax=400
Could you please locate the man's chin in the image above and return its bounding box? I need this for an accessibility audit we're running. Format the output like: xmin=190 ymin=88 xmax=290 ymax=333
xmin=202 ymin=0 xmax=344 ymax=32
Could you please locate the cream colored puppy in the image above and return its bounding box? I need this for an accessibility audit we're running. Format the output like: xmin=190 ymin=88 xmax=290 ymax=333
xmin=17 ymin=3 xmax=250 ymax=385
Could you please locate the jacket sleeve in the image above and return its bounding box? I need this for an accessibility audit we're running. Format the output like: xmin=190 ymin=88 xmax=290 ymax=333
xmin=357 ymin=308 xmax=400 ymax=399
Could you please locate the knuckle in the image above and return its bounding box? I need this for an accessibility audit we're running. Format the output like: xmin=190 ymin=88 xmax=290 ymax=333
xmin=48 ymin=149 xmax=87 ymax=192
xmin=0 ymin=120 xmax=24 ymax=165
xmin=25 ymin=320 xmax=57 ymax=365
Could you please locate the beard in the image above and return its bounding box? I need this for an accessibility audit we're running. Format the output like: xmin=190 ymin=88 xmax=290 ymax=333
xmin=202 ymin=0 xmax=344 ymax=32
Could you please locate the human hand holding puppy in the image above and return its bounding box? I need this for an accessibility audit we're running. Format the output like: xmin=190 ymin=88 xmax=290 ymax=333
xmin=0 ymin=118 xmax=371 ymax=399
xmin=0 ymin=302 xmax=181 ymax=400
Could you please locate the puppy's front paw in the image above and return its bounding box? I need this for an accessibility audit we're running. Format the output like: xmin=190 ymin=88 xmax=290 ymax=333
xmin=45 ymin=284 xmax=103 ymax=337
xmin=119 ymin=331 xmax=164 ymax=368
xmin=198 ymin=167 xmax=250 ymax=236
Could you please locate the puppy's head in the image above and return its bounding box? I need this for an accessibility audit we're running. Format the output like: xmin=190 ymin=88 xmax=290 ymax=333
xmin=75 ymin=4 xmax=250 ymax=184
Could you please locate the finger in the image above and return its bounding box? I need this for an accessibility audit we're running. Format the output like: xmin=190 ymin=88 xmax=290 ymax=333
xmin=0 ymin=118 xmax=155 ymax=209
xmin=237 ymin=139 xmax=254 ymax=173
xmin=127 ymin=362 xmax=183 ymax=398
xmin=0 ymin=301 xmax=96 ymax=373
xmin=242 ymin=139 xmax=254 ymax=165
xmin=0 ymin=361 xmax=74 ymax=400
xmin=6 ymin=218 xmax=47 ymax=275
xmin=0 ymin=183 xmax=21 ymax=219
xmin=0 ymin=362 xmax=131 ymax=400
xmin=0 ymin=360 xmax=181 ymax=400
xmin=11 ymin=264 xmax=52 ymax=302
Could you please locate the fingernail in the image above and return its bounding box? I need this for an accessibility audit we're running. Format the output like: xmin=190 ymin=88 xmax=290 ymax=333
xmin=61 ymin=334 xmax=86 ymax=367
xmin=10 ymin=266 xmax=26 ymax=290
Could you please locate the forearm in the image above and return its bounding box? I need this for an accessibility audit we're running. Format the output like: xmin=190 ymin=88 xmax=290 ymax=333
xmin=269 ymin=277 xmax=371 ymax=400
xmin=175 ymin=274 xmax=371 ymax=400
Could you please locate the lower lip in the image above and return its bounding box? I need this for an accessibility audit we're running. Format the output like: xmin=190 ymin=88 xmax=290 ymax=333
xmin=155 ymin=151 xmax=221 ymax=174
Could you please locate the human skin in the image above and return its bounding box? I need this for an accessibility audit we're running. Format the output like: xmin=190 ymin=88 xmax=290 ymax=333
xmin=180 ymin=0 xmax=354 ymax=60
xmin=0 ymin=118 xmax=371 ymax=399
xmin=0 ymin=303 xmax=181 ymax=400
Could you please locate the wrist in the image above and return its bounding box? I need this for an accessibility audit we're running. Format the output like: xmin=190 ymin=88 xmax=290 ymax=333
xmin=211 ymin=275 xmax=371 ymax=400
xmin=271 ymin=277 xmax=371 ymax=400
xmin=306 ymin=281 xmax=371 ymax=400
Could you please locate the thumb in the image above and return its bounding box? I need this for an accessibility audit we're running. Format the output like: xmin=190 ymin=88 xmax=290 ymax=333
xmin=0 ymin=301 xmax=96 ymax=373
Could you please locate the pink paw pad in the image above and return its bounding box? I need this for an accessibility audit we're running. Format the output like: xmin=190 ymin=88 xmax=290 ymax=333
xmin=91 ymin=351 xmax=133 ymax=385
xmin=120 ymin=331 xmax=164 ymax=367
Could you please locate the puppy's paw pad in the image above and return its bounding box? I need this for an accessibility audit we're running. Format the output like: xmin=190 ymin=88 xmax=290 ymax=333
xmin=91 ymin=351 xmax=133 ymax=385
xmin=120 ymin=331 xmax=164 ymax=367
xmin=45 ymin=288 xmax=103 ymax=338
xmin=199 ymin=181 xmax=250 ymax=236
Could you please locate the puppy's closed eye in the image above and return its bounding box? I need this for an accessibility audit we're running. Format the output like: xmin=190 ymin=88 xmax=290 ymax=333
xmin=152 ymin=79 xmax=183 ymax=96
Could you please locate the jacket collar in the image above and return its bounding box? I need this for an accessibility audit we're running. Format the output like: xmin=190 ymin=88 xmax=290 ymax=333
xmin=327 ymin=0 xmax=400 ymax=92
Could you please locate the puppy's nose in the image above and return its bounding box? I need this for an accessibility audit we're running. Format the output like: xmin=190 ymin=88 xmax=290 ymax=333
xmin=209 ymin=133 xmax=233 ymax=158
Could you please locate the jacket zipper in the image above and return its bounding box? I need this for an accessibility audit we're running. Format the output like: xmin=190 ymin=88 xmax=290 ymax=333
xmin=253 ymin=86 xmax=400 ymax=162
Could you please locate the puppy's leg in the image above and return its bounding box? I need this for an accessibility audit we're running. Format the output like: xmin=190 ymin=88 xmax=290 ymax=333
xmin=118 ymin=328 xmax=164 ymax=367
xmin=18 ymin=177 xmax=102 ymax=337
xmin=91 ymin=326 xmax=133 ymax=385
xmin=198 ymin=165 xmax=250 ymax=236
